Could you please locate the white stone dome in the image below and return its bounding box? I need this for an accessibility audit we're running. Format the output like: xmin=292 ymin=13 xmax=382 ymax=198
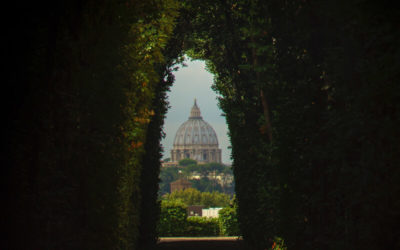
xmin=173 ymin=100 xmax=219 ymax=146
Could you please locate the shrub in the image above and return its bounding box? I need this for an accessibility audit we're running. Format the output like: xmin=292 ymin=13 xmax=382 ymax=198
xmin=186 ymin=216 xmax=220 ymax=236
xmin=179 ymin=158 xmax=197 ymax=166
xmin=163 ymin=188 xmax=231 ymax=208
xmin=157 ymin=199 xmax=221 ymax=236
xmin=157 ymin=200 xmax=188 ymax=236
xmin=218 ymin=207 xmax=240 ymax=236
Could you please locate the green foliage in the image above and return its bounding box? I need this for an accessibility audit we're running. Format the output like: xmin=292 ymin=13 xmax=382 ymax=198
xmin=271 ymin=237 xmax=287 ymax=250
xmin=186 ymin=216 xmax=220 ymax=236
xmin=179 ymin=158 xmax=197 ymax=166
xmin=218 ymin=207 xmax=240 ymax=236
xmin=182 ymin=163 xmax=201 ymax=175
xmin=158 ymin=195 xmax=238 ymax=237
xmin=5 ymin=1 xmax=399 ymax=249
xmin=159 ymin=166 xmax=180 ymax=195
xmin=157 ymin=200 xmax=220 ymax=236
xmin=205 ymin=162 xmax=225 ymax=172
xmin=157 ymin=200 xmax=188 ymax=236
xmin=190 ymin=177 xmax=224 ymax=193
xmin=137 ymin=14 xmax=184 ymax=246
xmin=179 ymin=1 xmax=400 ymax=249
xmin=163 ymin=188 xmax=231 ymax=208
xmin=4 ymin=0 xmax=180 ymax=249
xmin=159 ymin=161 xmax=234 ymax=195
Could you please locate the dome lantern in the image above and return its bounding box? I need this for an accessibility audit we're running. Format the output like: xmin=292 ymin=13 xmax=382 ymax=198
xmin=189 ymin=99 xmax=202 ymax=119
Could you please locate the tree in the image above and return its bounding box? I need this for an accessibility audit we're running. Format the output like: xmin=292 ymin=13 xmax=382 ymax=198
xmin=159 ymin=167 xmax=180 ymax=195
xmin=163 ymin=188 xmax=231 ymax=208
xmin=190 ymin=177 xmax=225 ymax=193
xmin=179 ymin=158 xmax=197 ymax=166
xmin=204 ymin=162 xmax=225 ymax=173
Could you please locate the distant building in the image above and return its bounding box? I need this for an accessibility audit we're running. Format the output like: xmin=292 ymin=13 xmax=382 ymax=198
xmin=187 ymin=206 xmax=222 ymax=218
xmin=202 ymin=207 xmax=223 ymax=218
xmin=170 ymin=178 xmax=192 ymax=193
xmin=171 ymin=99 xmax=222 ymax=163
xmin=187 ymin=205 xmax=205 ymax=217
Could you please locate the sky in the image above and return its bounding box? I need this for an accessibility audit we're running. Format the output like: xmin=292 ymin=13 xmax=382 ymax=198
xmin=161 ymin=59 xmax=232 ymax=165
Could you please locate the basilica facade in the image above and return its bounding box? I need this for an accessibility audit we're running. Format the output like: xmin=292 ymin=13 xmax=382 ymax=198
xmin=171 ymin=99 xmax=222 ymax=163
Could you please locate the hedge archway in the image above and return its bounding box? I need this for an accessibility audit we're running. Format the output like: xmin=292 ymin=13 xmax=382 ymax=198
xmin=4 ymin=1 xmax=399 ymax=250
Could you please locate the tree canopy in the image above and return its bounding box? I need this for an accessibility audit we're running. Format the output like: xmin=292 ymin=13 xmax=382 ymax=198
xmin=178 ymin=158 xmax=198 ymax=166
xmin=159 ymin=162 xmax=234 ymax=195
xmin=163 ymin=188 xmax=231 ymax=208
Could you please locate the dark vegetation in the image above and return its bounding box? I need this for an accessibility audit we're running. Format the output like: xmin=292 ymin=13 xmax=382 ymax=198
xmin=180 ymin=1 xmax=399 ymax=249
xmin=4 ymin=1 xmax=180 ymax=249
xmin=3 ymin=0 xmax=399 ymax=249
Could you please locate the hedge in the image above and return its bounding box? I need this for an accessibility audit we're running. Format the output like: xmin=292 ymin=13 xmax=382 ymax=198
xmin=158 ymin=201 xmax=241 ymax=237
xmin=4 ymin=1 xmax=180 ymax=249
xmin=179 ymin=1 xmax=400 ymax=249
xmin=218 ymin=207 xmax=240 ymax=236
xmin=158 ymin=200 xmax=188 ymax=236
xmin=186 ymin=217 xmax=220 ymax=236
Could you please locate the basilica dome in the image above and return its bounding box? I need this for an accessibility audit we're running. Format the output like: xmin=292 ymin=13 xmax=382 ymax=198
xmin=173 ymin=100 xmax=219 ymax=146
xmin=171 ymin=99 xmax=221 ymax=163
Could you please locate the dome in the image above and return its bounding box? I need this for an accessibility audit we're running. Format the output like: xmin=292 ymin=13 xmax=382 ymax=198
xmin=171 ymin=99 xmax=222 ymax=163
xmin=173 ymin=99 xmax=219 ymax=146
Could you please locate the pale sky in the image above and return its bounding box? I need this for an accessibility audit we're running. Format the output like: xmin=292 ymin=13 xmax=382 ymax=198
xmin=161 ymin=58 xmax=232 ymax=165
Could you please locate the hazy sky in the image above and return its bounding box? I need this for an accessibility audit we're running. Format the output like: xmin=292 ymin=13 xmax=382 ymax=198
xmin=161 ymin=59 xmax=232 ymax=164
